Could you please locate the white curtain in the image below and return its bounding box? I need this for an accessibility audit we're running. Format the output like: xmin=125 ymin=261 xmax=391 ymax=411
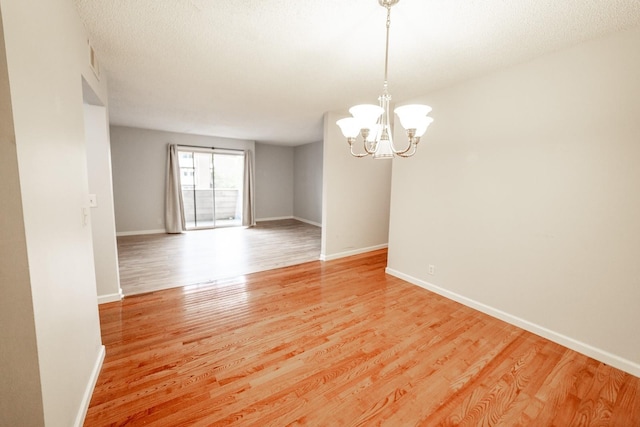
xmin=242 ymin=150 xmax=256 ymax=227
xmin=165 ymin=144 xmax=186 ymax=233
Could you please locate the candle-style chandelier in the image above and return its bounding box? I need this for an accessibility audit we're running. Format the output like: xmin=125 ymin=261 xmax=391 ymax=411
xmin=336 ymin=0 xmax=433 ymax=159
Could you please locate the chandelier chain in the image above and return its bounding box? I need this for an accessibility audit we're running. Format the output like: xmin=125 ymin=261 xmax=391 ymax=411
xmin=383 ymin=4 xmax=392 ymax=92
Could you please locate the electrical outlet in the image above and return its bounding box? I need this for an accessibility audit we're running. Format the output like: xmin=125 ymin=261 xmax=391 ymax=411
xmin=428 ymin=264 xmax=435 ymax=275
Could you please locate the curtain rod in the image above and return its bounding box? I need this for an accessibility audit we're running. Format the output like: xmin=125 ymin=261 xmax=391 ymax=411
xmin=176 ymin=144 xmax=246 ymax=152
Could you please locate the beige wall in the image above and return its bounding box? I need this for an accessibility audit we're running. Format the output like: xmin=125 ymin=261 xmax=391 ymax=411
xmin=387 ymin=26 xmax=640 ymax=376
xmin=321 ymin=111 xmax=392 ymax=260
xmin=1 ymin=0 xmax=109 ymax=424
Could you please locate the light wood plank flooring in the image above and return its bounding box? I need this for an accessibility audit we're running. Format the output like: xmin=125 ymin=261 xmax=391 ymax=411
xmin=117 ymin=219 xmax=321 ymax=295
xmin=86 ymin=250 xmax=640 ymax=426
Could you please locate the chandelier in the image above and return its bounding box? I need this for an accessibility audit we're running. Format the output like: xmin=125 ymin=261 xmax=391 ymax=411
xmin=336 ymin=0 xmax=433 ymax=159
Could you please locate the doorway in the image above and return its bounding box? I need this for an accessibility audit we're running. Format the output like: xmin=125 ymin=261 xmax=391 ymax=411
xmin=82 ymin=78 xmax=123 ymax=303
xmin=178 ymin=149 xmax=244 ymax=229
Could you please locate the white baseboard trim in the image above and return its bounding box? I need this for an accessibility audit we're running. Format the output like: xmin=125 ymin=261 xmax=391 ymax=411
xmin=385 ymin=267 xmax=640 ymax=378
xmin=97 ymin=289 xmax=124 ymax=304
xmin=74 ymin=345 xmax=105 ymax=427
xmin=116 ymin=229 xmax=165 ymax=237
xmin=321 ymin=244 xmax=388 ymax=261
xmin=293 ymin=216 xmax=321 ymax=227
xmin=256 ymin=216 xmax=294 ymax=222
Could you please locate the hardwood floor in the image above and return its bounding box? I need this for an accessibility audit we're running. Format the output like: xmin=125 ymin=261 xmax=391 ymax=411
xmin=117 ymin=219 xmax=321 ymax=295
xmin=86 ymin=249 xmax=640 ymax=426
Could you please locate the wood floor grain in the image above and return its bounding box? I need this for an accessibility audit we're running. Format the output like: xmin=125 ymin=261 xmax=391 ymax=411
xmin=86 ymin=250 xmax=640 ymax=426
xmin=117 ymin=219 xmax=321 ymax=295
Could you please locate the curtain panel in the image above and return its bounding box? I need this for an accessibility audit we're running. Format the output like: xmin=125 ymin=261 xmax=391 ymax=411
xmin=242 ymin=150 xmax=256 ymax=227
xmin=165 ymin=144 xmax=186 ymax=233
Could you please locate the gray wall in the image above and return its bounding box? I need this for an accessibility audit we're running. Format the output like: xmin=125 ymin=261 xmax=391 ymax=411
xmin=293 ymin=141 xmax=323 ymax=225
xmin=254 ymin=142 xmax=294 ymax=220
xmin=110 ymin=133 xmax=323 ymax=233
xmin=387 ymin=26 xmax=640 ymax=376
xmin=110 ymin=126 xmax=254 ymax=234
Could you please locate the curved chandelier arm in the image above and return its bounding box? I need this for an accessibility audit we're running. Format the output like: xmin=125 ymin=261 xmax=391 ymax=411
xmin=346 ymin=138 xmax=375 ymax=158
xmin=389 ymin=128 xmax=419 ymax=156
xmin=361 ymin=129 xmax=380 ymax=155
xmin=394 ymin=142 xmax=418 ymax=158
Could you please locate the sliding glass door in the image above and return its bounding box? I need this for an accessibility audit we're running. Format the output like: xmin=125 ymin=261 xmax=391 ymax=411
xmin=178 ymin=149 xmax=244 ymax=229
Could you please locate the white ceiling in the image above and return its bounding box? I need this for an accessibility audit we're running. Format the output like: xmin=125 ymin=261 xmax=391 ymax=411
xmin=74 ymin=0 xmax=640 ymax=146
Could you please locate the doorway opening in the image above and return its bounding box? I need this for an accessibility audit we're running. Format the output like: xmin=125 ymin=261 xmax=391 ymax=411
xmin=178 ymin=149 xmax=244 ymax=229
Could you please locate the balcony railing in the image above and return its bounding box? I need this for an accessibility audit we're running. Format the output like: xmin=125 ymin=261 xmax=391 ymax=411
xmin=182 ymin=188 xmax=241 ymax=228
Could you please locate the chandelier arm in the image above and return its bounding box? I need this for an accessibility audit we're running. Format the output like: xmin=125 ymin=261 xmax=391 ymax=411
xmin=346 ymin=138 xmax=373 ymax=157
xmin=351 ymin=146 xmax=373 ymax=158
xmin=364 ymin=135 xmax=379 ymax=155
xmin=394 ymin=143 xmax=418 ymax=158
xmin=390 ymin=135 xmax=416 ymax=155
xmin=363 ymin=143 xmax=377 ymax=155
xmin=360 ymin=129 xmax=379 ymax=155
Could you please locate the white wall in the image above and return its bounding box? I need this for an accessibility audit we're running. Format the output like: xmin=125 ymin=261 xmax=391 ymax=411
xmin=110 ymin=125 xmax=254 ymax=234
xmin=293 ymin=141 xmax=323 ymax=226
xmin=0 ymin=11 xmax=44 ymax=425
xmin=321 ymin=112 xmax=392 ymax=260
xmin=255 ymin=142 xmax=294 ymax=220
xmin=387 ymin=26 xmax=640 ymax=376
xmin=84 ymin=104 xmax=122 ymax=303
xmin=0 ymin=0 xmax=109 ymax=424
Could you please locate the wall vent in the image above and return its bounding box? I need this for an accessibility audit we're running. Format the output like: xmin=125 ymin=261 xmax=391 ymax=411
xmin=88 ymin=41 xmax=100 ymax=80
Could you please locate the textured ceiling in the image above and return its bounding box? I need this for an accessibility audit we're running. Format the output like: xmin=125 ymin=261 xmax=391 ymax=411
xmin=74 ymin=0 xmax=640 ymax=146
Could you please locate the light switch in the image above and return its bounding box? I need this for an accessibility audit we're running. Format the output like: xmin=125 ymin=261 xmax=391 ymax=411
xmin=88 ymin=194 xmax=98 ymax=208
xmin=82 ymin=207 xmax=90 ymax=226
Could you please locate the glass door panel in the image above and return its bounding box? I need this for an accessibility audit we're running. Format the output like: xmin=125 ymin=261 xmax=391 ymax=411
xmin=179 ymin=150 xmax=244 ymax=229
xmin=193 ymin=152 xmax=215 ymax=228
xmin=213 ymin=154 xmax=244 ymax=227
xmin=179 ymin=151 xmax=196 ymax=228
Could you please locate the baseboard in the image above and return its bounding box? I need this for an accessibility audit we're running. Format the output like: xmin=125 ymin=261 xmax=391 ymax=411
xmin=74 ymin=345 xmax=105 ymax=427
xmin=321 ymin=244 xmax=388 ymax=261
xmin=256 ymin=216 xmax=294 ymax=222
xmin=292 ymin=216 xmax=321 ymax=227
xmin=97 ymin=289 xmax=124 ymax=304
xmin=116 ymin=229 xmax=165 ymax=237
xmin=385 ymin=267 xmax=640 ymax=378
xmin=116 ymin=220 xmax=319 ymax=233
